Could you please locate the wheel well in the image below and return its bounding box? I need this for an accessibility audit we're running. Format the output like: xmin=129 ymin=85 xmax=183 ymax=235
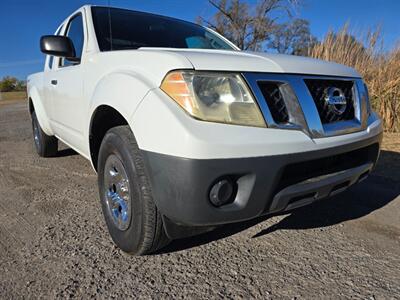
xmin=89 ymin=105 xmax=129 ymax=171
xmin=28 ymin=98 xmax=34 ymax=114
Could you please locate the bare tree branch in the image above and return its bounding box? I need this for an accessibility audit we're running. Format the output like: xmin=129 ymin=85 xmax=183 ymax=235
xmin=200 ymin=0 xmax=304 ymax=51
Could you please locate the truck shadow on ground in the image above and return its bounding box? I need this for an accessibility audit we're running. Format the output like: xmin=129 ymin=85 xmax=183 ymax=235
xmin=161 ymin=150 xmax=400 ymax=254
xmin=55 ymin=148 xmax=78 ymax=157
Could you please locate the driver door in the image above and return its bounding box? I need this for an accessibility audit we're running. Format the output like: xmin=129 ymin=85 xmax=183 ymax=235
xmin=49 ymin=12 xmax=85 ymax=151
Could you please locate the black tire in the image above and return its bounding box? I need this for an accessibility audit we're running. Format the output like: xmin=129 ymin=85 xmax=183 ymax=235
xmin=31 ymin=111 xmax=58 ymax=157
xmin=98 ymin=126 xmax=169 ymax=255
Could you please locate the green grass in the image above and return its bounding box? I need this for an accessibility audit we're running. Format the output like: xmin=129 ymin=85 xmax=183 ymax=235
xmin=0 ymin=91 xmax=27 ymax=101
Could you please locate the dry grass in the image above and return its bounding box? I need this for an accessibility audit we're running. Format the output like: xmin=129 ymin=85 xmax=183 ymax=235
xmin=308 ymin=25 xmax=400 ymax=132
xmin=0 ymin=91 xmax=27 ymax=101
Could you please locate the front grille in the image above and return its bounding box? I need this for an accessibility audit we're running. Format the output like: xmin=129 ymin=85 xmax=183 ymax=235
xmin=258 ymin=82 xmax=289 ymax=124
xmin=275 ymin=143 xmax=379 ymax=193
xmin=304 ymin=79 xmax=355 ymax=124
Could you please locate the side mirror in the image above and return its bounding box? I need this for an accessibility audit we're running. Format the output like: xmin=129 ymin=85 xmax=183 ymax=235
xmin=40 ymin=35 xmax=80 ymax=62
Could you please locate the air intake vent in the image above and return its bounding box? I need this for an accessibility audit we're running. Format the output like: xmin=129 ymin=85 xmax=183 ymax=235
xmin=258 ymin=82 xmax=289 ymax=124
xmin=304 ymin=79 xmax=355 ymax=124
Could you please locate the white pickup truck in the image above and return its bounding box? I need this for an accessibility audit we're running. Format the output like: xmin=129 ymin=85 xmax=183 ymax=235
xmin=28 ymin=5 xmax=382 ymax=254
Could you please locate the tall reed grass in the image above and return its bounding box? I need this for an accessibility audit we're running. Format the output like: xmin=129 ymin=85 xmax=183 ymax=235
xmin=308 ymin=25 xmax=400 ymax=132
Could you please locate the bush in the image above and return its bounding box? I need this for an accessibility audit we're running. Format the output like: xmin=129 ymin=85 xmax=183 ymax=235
xmin=308 ymin=25 xmax=400 ymax=132
xmin=0 ymin=76 xmax=26 ymax=93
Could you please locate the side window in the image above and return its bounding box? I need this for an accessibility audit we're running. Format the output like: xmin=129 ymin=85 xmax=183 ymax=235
xmin=60 ymin=14 xmax=84 ymax=67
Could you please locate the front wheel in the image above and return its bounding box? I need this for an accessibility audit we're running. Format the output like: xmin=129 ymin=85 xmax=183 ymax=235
xmin=31 ymin=111 xmax=58 ymax=157
xmin=97 ymin=126 xmax=169 ymax=255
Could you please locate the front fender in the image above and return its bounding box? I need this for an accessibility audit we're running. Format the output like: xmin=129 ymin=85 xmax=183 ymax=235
xmin=88 ymin=71 xmax=155 ymax=132
xmin=28 ymin=86 xmax=54 ymax=136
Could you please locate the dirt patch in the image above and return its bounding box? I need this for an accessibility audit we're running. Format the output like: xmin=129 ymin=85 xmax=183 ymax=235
xmin=0 ymin=102 xmax=399 ymax=298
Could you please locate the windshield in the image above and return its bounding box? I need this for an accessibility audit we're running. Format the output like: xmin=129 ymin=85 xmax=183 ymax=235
xmin=91 ymin=7 xmax=236 ymax=51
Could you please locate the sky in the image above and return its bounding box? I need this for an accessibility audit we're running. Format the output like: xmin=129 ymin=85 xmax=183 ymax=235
xmin=0 ymin=0 xmax=398 ymax=79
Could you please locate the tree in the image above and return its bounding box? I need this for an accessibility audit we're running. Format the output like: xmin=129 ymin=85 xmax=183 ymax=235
xmin=268 ymin=19 xmax=317 ymax=55
xmin=0 ymin=76 xmax=18 ymax=92
xmin=0 ymin=76 xmax=26 ymax=92
xmin=198 ymin=0 xmax=300 ymax=51
xmin=15 ymin=79 xmax=27 ymax=91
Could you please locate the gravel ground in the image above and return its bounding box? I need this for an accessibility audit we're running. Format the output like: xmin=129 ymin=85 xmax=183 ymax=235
xmin=0 ymin=100 xmax=399 ymax=299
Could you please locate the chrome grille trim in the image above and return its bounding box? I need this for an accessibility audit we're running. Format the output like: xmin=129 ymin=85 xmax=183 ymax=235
xmin=242 ymin=73 xmax=368 ymax=138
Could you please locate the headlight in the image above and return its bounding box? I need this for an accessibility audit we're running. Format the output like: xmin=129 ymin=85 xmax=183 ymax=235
xmin=160 ymin=71 xmax=266 ymax=127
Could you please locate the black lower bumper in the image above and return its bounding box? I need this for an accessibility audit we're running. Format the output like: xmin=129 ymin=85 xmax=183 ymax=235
xmin=142 ymin=133 xmax=382 ymax=234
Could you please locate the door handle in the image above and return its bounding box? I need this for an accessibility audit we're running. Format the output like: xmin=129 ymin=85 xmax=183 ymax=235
xmin=51 ymin=79 xmax=58 ymax=85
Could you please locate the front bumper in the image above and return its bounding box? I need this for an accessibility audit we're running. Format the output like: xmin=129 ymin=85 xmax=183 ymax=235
xmin=142 ymin=131 xmax=382 ymax=230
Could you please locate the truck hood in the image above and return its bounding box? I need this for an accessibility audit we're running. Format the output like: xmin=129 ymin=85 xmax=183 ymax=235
xmin=139 ymin=48 xmax=361 ymax=78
